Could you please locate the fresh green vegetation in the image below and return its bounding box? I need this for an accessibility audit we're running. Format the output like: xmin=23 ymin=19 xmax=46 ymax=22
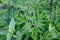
xmin=0 ymin=0 xmax=60 ymax=40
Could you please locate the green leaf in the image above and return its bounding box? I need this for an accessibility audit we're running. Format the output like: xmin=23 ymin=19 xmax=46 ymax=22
xmin=7 ymin=18 xmax=15 ymax=40
xmin=1 ymin=0 xmax=8 ymax=4
xmin=9 ymin=18 xmax=15 ymax=32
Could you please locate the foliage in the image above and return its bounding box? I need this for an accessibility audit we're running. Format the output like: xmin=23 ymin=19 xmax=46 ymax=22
xmin=0 ymin=0 xmax=60 ymax=40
